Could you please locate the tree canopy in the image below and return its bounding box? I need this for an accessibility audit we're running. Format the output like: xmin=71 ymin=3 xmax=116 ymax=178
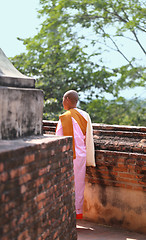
xmin=81 ymin=97 xmax=146 ymax=126
xmin=11 ymin=0 xmax=146 ymax=124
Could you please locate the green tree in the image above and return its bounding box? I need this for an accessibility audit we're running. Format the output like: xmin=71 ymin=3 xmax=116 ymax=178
xmin=11 ymin=0 xmax=146 ymax=120
xmin=81 ymin=97 xmax=146 ymax=126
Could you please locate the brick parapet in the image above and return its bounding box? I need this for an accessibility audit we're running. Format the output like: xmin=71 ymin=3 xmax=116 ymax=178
xmin=42 ymin=121 xmax=146 ymax=233
xmin=42 ymin=120 xmax=146 ymax=192
xmin=0 ymin=135 xmax=77 ymax=240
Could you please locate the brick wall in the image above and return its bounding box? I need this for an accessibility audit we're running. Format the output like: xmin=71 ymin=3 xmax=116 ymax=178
xmin=43 ymin=121 xmax=146 ymax=234
xmin=87 ymin=150 xmax=145 ymax=191
xmin=0 ymin=135 xmax=77 ymax=240
xmin=84 ymin=124 xmax=146 ymax=234
xmin=89 ymin=124 xmax=146 ymax=192
xmin=43 ymin=121 xmax=146 ymax=191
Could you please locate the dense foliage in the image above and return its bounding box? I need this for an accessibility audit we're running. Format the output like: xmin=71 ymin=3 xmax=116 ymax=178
xmin=80 ymin=97 xmax=146 ymax=126
xmin=11 ymin=0 xmax=146 ymax=125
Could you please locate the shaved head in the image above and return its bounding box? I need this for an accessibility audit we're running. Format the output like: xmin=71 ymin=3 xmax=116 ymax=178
xmin=63 ymin=90 xmax=79 ymax=110
xmin=64 ymin=90 xmax=78 ymax=104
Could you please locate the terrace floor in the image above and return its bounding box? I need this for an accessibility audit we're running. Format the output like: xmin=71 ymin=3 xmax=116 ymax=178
xmin=77 ymin=220 xmax=146 ymax=240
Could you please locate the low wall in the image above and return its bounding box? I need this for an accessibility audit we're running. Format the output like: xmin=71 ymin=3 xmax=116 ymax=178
xmin=0 ymin=135 xmax=77 ymax=240
xmin=43 ymin=121 xmax=146 ymax=234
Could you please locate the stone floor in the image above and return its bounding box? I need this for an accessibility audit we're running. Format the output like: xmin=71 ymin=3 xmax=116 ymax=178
xmin=77 ymin=220 xmax=146 ymax=240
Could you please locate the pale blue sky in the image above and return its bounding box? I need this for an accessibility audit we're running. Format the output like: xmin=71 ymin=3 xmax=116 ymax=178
xmin=0 ymin=0 xmax=145 ymax=99
xmin=0 ymin=0 xmax=41 ymax=57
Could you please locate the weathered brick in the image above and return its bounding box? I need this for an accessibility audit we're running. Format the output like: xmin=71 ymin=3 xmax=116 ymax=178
xmin=62 ymin=145 xmax=67 ymax=152
xmin=35 ymin=191 xmax=46 ymax=203
xmin=35 ymin=177 xmax=44 ymax=187
xmin=118 ymin=172 xmax=135 ymax=178
xmin=10 ymin=168 xmax=19 ymax=179
xmin=0 ymin=172 xmax=8 ymax=182
xmin=21 ymin=184 xmax=27 ymax=194
xmin=1 ymin=193 xmax=9 ymax=203
xmin=19 ymin=166 xmax=28 ymax=175
xmin=51 ymin=149 xmax=55 ymax=155
xmin=19 ymin=173 xmax=31 ymax=185
xmin=18 ymin=212 xmax=29 ymax=224
xmin=53 ymin=230 xmax=59 ymax=239
xmin=4 ymin=201 xmax=16 ymax=213
xmin=17 ymin=230 xmax=30 ymax=240
xmin=24 ymin=154 xmax=35 ymax=164
xmin=0 ymin=162 xmax=4 ymax=172
xmin=39 ymin=165 xmax=51 ymax=176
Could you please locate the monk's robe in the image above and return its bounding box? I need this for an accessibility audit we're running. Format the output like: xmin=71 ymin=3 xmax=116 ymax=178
xmin=56 ymin=108 xmax=95 ymax=219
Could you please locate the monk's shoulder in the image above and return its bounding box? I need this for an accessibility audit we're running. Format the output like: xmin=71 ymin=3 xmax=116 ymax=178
xmin=60 ymin=110 xmax=71 ymax=118
xmin=75 ymin=108 xmax=89 ymax=119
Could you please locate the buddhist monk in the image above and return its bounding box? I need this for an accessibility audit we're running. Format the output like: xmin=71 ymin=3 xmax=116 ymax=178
xmin=56 ymin=90 xmax=95 ymax=219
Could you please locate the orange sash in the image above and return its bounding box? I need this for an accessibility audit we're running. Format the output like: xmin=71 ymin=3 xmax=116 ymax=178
xmin=59 ymin=109 xmax=87 ymax=159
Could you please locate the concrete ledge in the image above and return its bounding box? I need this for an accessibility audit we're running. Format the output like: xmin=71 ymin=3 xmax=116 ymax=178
xmin=0 ymin=87 xmax=44 ymax=139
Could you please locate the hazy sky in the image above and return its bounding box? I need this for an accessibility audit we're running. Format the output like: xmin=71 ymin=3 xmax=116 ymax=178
xmin=0 ymin=0 xmax=41 ymax=57
xmin=0 ymin=0 xmax=145 ymax=99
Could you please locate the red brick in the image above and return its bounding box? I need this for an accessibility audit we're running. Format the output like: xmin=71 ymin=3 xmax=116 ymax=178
xmin=38 ymin=201 xmax=44 ymax=210
xmin=24 ymin=154 xmax=35 ymax=164
xmin=19 ymin=173 xmax=31 ymax=184
xmin=42 ymin=229 xmax=50 ymax=239
xmin=19 ymin=166 xmax=28 ymax=175
xmin=66 ymin=143 xmax=71 ymax=151
xmin=53 ymin=231 xmax=58 ymax=239
xmin=35 ymin=192 xmax=46 ymax=202
xmin=61 ymin=166 xmax=67 ymax=173
xmin=1 ymin=193 xmax=9 ymax=203
xmin=39 ymin=208 xmax=45 ymax=216
xmin=142 ymin=166 xmax=146 ymax=171
xmin=35 ymin=177 xmax=44 ymax=186
xmin=0 ymin=172 xmax=8 ymax=182
xmin=11 ymin=218 xmax=17 ymax=228
xmin=0 ymin=162 xmax=4 ymax=172
xmin=62 ymin=214 xmax=66 ymax=222
xmin=5 ymin=201 xmax=16 ymax=212
xmin=3 ymin=224 xmax=9 ymax=234
xmin=10 ymin=168 xmax=19 ymax=179
xmin=118 ymin=172 xmax=135 ymax=178
xmin=18 ymin=212 xmax=29 ymax=224
xmin=21 ymin=185 xmax=27 ymax=194
xmin=39 ymin=165 xmax=51 ymax=176
xmin=117 ymin=177 xmax=138 ymax=184
xmin=62 ymin=145 xmax=67 ymax=152
xmin=51 ymin=149 xmax=55 ymax=155
xmin=18 ymin=230 xmax=30 ymax=240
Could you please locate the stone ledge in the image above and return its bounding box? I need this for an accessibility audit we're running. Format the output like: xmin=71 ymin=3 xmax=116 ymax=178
xmin=93 ymin=123 xmax=146 ymax=132
xmin=42 ymin=120 xmax=146 ymax=154
xmin=0 ymin=135 xmax=70 ymax=153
